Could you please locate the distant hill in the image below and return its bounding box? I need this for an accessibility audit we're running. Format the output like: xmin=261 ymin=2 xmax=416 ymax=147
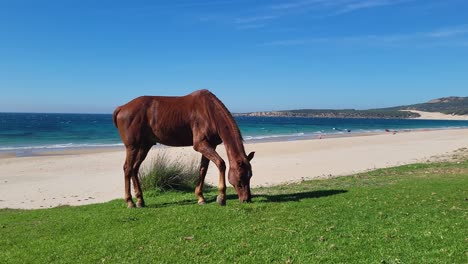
xmin=383 ymin=96 xmax=468 ymax=115
xmin=236 ymin=96 xmax=468 ymax=119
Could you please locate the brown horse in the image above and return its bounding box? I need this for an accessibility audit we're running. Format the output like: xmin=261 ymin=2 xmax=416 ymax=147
xmin=113 ymin=89 xmax=255 ymax=208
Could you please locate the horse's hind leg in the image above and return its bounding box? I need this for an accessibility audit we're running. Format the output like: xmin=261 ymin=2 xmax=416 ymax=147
xmin=123 ymin=144 xmax=151 ymax=208
xmin=123 ymin=146 xmax=138 ymax=208
xmin=131 ymin=144 xmax=152 ymax=208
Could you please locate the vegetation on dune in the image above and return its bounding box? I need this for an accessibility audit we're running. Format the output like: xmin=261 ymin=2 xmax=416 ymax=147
xmin=285 ymin=109 xmax=419 ymax=119
xmin=1 ymin=159 xmax=467 ymax=263
xmin=139 ymin=151 xmax=201 ymax=192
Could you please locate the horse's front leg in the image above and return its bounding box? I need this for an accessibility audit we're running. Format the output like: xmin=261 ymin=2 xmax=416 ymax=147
xmin=195 ymin=155 xmax=210 ymax=205
xmin=193 ymin=142 xmax=227 ymax=206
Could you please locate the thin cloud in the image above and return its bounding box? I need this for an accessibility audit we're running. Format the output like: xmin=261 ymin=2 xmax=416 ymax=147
xmin=235 ymin=15 xmax=277 ymax=24
xmin=262 ymin=24 xmax=468 ymax=47
xmin=233 ymin=0 xmax=416 ymax=30
xmin=269 ymin=0 xmax=414 ymax=15
xmin=263 ymin=38 xmax=330 ymax=46
xmin=426 ymin=24 xmax=468 ymax=38
xmin=335 ymin=0 xmax=406 ymax=14
xmin=237 ymin=24 xmax=268 ymax=30
xmin=269 ymin=0 xmax=332 ymax=10
xmin=194 ymin=0 xmax=418 ymax=31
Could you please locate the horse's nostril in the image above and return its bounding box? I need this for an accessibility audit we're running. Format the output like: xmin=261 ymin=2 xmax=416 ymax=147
xmin=239 ymin=198 xmax=252 ymax=203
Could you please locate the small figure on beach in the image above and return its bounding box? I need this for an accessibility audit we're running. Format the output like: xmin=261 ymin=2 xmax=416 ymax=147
xmin=113 ymin=89 xmax=255 ymax=208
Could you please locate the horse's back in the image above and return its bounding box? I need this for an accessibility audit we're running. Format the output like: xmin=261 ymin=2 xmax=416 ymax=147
xmin=114 ymin=92 xmax=213 ymax=147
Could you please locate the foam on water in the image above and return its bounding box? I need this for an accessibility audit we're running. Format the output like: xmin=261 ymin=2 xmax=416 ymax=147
xmin=0 ymin=143 xmax=125 ymax=151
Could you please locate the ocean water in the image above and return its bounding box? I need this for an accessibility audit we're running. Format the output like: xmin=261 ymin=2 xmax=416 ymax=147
xmin=1 ymin=113 xmax=468 ymax=155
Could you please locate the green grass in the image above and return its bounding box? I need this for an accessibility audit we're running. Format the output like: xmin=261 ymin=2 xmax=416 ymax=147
xmin=1 ymin=161 xmax=467 ymax=263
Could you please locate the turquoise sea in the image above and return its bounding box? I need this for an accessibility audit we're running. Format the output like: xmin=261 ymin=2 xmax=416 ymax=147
xmin=1 ymin=112 xmax=468 ymax=155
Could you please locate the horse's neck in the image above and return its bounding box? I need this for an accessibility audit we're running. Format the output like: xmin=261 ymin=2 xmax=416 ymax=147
xmin=208 ymin=94 xmax=246 ymax=163
xmin=223 ymin=138 xmax=245 ymax=164
xmin=216 ymin=117 xmax=245 ymax=163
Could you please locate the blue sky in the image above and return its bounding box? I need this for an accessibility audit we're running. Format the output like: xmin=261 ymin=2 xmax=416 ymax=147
xmin=1 ymin=0 xmax=467 ymax=113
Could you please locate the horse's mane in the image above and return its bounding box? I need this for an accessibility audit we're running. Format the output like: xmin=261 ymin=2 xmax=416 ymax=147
xmin=204 ymin=90 xmax=244 ymax=144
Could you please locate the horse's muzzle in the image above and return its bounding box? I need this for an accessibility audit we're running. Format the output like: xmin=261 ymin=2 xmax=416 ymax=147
xmin=235 ymin=184 xmax=251 ymax=203
xmin=239 ymin=195 xmax=252 ymax=203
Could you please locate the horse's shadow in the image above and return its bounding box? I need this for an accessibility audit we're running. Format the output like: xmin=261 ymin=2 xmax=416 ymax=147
xmin=254 ymin=189 xmax=347 ymax=203
xmin=146 ymin=189 xmax=347 ymax=208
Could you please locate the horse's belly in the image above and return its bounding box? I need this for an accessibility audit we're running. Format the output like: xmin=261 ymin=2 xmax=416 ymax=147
xmin=153 ymin=127 xmax=194 ymax=147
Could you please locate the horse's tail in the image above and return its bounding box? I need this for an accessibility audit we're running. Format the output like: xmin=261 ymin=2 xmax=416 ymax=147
xmin=112 ymin=106 xmax=121 ymax=128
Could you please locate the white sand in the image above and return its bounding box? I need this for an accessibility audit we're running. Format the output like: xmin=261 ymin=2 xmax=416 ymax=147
xmin=405 ymin=110 xmax=468 ymax=120
xmin=1 ymin=129 xmax=467 ymax=209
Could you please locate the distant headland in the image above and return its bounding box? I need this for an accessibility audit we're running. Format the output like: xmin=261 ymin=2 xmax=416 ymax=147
xmin=235 ymin=96 xmax=468 ymax=119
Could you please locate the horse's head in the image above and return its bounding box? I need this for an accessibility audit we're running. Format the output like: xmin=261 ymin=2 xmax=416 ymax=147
xmin=228 ymin=151 xmax=255 ymax=203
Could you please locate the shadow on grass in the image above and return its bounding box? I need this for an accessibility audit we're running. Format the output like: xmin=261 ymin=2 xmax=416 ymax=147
xmin=145 ymin=189 xmax=347 ymax=208
xmin=254 ymin=189 xmax=348 ymax=203
xmin=155 ymin=184 xmax=214 ymax=194
xmin=146 ymin=199 xmax=197 ymax=208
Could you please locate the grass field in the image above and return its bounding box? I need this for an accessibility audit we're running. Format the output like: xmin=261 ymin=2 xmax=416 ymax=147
xmin=1 ymin=160 xmax=467 ymax=263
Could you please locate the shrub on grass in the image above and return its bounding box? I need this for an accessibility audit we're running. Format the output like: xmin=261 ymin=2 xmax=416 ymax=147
xmin=139 ymin=151 xmax=201 ymax=192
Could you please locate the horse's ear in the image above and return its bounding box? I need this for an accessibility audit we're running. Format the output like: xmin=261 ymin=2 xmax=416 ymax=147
xmin=247 ymin=151 xmax=255 ymax=161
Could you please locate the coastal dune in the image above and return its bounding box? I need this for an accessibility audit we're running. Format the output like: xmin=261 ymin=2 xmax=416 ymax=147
xmin=1 ymin=129 xmax=467 ymax=209
xmin=405 ymin=110 xmax=468 ymax=120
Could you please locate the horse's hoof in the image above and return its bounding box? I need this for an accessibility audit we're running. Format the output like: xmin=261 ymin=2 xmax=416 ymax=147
xmin=198 ymin=200 xmax=206 ymax=205
xmin=216 ymin=195 xmax=226 ymax=206
xmin=137 ymin=202 xmax=145 ymax=208
xmin=127 ymin=203 xmax=136 ymax=208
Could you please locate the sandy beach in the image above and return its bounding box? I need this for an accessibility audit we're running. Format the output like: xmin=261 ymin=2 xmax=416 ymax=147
xmin=0 ymin=128 xmax=467 ymax=209
xmin=406 ymin=110 xmax=468 ymax=120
